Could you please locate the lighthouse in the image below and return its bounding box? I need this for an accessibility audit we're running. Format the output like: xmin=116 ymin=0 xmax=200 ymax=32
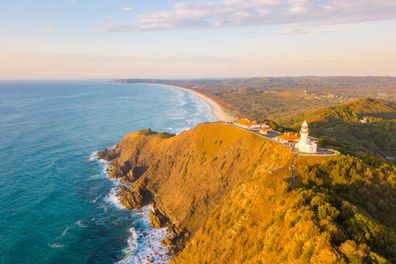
xmin=297 ymin=121 xmax=318 ymax=153
xmin=300 ymin=120 xmax=309 ymax=145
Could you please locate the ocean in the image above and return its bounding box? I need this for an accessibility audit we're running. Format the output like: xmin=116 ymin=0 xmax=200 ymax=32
xmin=0 ymin=81 xmax=215 ymax=264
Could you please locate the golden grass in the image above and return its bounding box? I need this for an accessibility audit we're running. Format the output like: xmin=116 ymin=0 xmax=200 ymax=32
xmin=111 ymin=123 xmax=342 ymax=263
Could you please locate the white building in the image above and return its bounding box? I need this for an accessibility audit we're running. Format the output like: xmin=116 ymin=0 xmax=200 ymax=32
xmin=296 ymin=121 xmax=318 ymax=153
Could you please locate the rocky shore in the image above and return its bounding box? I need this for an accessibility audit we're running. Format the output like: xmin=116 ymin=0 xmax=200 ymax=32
xmin=96 ymin=143 xmax=189 ymax=256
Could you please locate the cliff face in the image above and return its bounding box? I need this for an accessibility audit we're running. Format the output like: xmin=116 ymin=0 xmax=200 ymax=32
xmin=100 ymin=123 xmax=341 ymax=263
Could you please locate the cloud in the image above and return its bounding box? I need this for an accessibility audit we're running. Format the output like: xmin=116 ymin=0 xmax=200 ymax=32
xmin=277 ymin=24 xmax=343 ymax=35
xmin=104 ymin=0 xmax=396 ymax=32
xmin=120 ymin=6 xmax=132 ymax=12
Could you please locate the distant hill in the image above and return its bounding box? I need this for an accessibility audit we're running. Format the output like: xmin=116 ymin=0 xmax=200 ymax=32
xmin=280 ymin=98 xmax=396 ymax=125
xmin=100 ymin=123 xmax=396 ymax=263
xmin=117 ymin=77 xmax=396 ymax=120
xmin=279 ymin=98 xmax=396 ymax=163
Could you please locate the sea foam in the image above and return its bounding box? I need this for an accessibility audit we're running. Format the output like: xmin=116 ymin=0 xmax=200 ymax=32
xmin=49 ymin=243 xmax=64 ymax=249
xmin=117 ymin=206 xmax=172 ymax=264
xmin=90 ymin=150 xmax=172 ymax=263
xmin=105 ymin=187 xmax=126 ymax=210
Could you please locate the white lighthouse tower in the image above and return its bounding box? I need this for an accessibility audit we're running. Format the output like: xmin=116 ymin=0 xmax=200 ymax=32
xmin=300 ymin=121 xmax=309 ymax=145
xmin=297 ymin=121 xmax=318 ymax=153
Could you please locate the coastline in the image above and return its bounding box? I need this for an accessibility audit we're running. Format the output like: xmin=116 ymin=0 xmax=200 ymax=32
xmin=89 ymin=83 xmax=227 ymax=263
xmin=98 ymin=82 xmax=236 ymax=261
xmin=167 ymin=85 xmax=235 ymax=122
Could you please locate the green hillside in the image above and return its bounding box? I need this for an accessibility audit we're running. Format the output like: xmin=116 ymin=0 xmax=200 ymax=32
xmin=279 ymin=99 xmax=396 ymax=163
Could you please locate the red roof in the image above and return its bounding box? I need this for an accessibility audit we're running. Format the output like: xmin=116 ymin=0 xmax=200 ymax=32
xmin=276 ymin=133 xmax=300 ymax=142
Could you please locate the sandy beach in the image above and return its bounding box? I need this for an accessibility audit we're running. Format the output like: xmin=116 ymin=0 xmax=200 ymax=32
xmin=169 ymin=85 xmax=235 ymax=122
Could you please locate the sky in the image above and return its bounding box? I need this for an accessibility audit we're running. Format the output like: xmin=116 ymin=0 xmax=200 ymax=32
xmin=0 ymin=0 xmax=396 ymax=80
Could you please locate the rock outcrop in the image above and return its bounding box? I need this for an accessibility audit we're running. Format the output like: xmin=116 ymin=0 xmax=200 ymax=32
xmin=96 ymin=147 xmax=118 ymax=161
xmin=117 ymin=185 xmax=152 ymax=209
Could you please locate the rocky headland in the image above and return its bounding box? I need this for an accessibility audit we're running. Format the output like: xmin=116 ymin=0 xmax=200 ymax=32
xmin=97 ymin=122 xmax=396 ymax=263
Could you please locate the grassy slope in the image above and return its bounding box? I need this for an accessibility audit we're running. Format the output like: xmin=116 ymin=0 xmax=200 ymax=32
xmin=173 ymin=167 xmax=336 ymax=264
xmin=110 ymin=123 xmax=396 ymax=263
xmin=115 ymin=123 xmax=293 ymax=232
xmin=111 ymin=123 xmax=340 ymax=263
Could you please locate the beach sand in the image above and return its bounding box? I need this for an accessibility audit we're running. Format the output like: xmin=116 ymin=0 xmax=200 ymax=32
xmin=171 ymin=86 xmax=236 ymax=122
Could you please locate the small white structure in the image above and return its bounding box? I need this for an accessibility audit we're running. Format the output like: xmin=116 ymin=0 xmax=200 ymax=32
xmin=259 ymin=128 xmax=270 ymax=135
xmin=296 ymin=121 xmax=318 ymax=153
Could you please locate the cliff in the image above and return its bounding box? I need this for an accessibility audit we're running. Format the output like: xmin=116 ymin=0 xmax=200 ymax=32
xmin=99 ymin=122 xmax=396 ymax=263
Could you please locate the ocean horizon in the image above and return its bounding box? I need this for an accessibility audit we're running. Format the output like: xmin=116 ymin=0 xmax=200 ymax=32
xmin=0 ymin=81 xmax=215 ymax=263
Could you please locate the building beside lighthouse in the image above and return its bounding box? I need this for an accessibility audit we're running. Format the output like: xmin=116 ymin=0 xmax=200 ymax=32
xmin=296 ymin=121 xmax=318 ymax=153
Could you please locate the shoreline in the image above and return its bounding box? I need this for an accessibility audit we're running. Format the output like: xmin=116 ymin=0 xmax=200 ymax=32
xmin=166 ymin=85 xmax=235 ymax=122
xmin=92 ymin=151 xmax=173 ymax=263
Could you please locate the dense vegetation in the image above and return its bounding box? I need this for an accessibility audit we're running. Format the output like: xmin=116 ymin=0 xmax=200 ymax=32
xmin=295 ymin=156 xmax=396 ymax=263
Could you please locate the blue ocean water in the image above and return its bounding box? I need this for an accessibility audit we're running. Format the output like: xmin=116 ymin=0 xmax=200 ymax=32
xmin=0 ymin=81 xmax=215 ymax=264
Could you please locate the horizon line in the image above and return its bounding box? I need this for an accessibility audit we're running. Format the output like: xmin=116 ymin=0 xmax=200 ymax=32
xmin=1 ymin=75 xmax=396 ymax=82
